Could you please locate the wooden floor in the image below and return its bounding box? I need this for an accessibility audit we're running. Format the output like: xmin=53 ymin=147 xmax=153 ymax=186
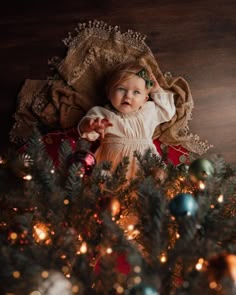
xmin=1 ymin=0 xmax=236 ymax=166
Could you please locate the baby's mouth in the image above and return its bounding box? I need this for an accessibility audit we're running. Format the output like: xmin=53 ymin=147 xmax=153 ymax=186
xmin=122 ymin=101 xmax=131 ymax=105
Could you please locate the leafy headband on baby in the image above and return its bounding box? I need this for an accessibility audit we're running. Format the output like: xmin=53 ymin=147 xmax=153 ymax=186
xmin=136 ymin=69 xmax=154 ymax=89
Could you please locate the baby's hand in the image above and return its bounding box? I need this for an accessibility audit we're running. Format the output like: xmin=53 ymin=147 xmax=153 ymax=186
xmin=150 ymin=73 xmax=161 ymax=93
xmin=89 ymin=118 xmax=113 ymax=139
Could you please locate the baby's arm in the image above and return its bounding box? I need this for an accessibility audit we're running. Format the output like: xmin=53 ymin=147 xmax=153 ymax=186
xmin=149 ymin=74 xmax=176 ymax=123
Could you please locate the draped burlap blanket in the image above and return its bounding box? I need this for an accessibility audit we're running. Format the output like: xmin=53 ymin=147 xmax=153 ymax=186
xmin=10 ymin=20 xmax=211 ymax=155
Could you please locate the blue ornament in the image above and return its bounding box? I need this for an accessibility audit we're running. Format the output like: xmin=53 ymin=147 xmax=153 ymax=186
xmin=169 ymin=193 xmax=198 ymax=217
xmin=129 ymin=284 xmax=159 ymax=295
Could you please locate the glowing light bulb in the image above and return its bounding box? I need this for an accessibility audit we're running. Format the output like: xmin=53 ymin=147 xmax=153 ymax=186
xmin=33 ymin=223 xmax=48 ymax=242
xmin=217 ymin=194 xmax=224 ymax=203
xmin=160 ymin=253 xmax=167 ymax=263
xmin=199 ymin=181 xmax=205 ymax=190
xmin=80 ymin=242 xmax=87 ymax=254
xmin=195 ymin=258 xmax=204 ymax=271
xmin=23 ymin=174 xmax=32 ymax=181
xmin=106 ymin=247 xmax=113 ymax=254
xmin=110 ymin=199 xmax=121 ymax=216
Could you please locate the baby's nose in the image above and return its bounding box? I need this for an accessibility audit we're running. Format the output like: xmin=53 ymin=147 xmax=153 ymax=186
xmin=125 ymin=91 xmax=132 ymax=99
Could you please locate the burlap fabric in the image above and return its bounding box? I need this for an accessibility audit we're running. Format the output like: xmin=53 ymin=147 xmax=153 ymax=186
xmin=10 ymin=20 xmax=210 ymax=154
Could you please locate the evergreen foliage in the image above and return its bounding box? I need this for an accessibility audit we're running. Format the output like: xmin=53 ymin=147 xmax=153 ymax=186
xmin=0 ymin=132 xmax=235 ymax=294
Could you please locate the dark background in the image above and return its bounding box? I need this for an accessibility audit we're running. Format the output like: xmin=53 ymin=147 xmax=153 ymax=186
xmin=1 ymin=0 xmax=235 ymax=165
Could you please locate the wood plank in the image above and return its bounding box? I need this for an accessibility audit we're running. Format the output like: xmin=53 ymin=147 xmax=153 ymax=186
xmin=0 ymin=0 xmax=235 ymax=165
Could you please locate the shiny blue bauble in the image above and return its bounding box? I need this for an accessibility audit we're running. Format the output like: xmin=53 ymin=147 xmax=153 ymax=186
xmin=129 ymin=284 xmax=159 ymax=295
xmin=169 ymin=193 xmax=198 ymax=217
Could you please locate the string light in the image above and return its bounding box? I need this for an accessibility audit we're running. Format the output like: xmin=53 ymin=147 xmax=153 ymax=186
xmin=33 ymin=223 xmax=49 ymax=243
xmin=12 ymin=271 xmax=21 ymax=279
xmin=133 ymin=266 xmax=141 ymax=273
xmin=133 ymin=276 xmax=142 ymax=284
xmin=217 ymin=194 xmax=224 ymax=203
xmin=106 ymin=247 xmax=113 ymax=254
xmin=110 ymin=199 xmax=121 ymax=216
xmin=198 ymin=181 xmax=206 ymax=190
xmin=0 ymin=156 xmax=5 ymax=164
xmin=41 ymin=271 xmax=49 ymax=278
xmin=225 ymin=254 xmax=236 ymax=282
xmin=195 ymin=258 xmax=205 ymax=271
xmin=71 ymin=284 xmax=80 ymax=293
xmin=9 ymin=232 xmax=18 ymax=240
xmin=116 ymin=286 xmax=124 ymax=293
xmin=64 ymin=199 xmax=70 ymax=205
xmin=23 ymin=174 xmax=32 ymax=181
xmin=160 ymin=253 xmax=167 ymax=263
xmin=80 ymin=242 xmax=87 ymax=254
xmin=209 ymin=281 xmax=218 ymax=289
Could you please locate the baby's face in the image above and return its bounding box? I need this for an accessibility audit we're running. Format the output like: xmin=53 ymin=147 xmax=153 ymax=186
xmin=108 ymin=75 xmax=149 ymax=114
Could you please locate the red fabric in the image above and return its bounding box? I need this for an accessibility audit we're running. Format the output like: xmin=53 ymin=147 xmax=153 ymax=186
xmin=19 ymin=129 xmax=189 ymax=167
xmin=153 ymin=138 xmax=190 ymax=165
xmin=94 ymin=253 xmax=131 ymax=275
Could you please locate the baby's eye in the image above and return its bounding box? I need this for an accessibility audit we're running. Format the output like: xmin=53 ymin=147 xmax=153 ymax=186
xmin=117 ymin=87 xmax=126 ymax=92
xmin=134 ymin=90 xmax=141 ymax=95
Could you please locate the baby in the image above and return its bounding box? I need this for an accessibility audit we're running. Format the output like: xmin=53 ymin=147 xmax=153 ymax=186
xmin=78 ymin=61 xmax=176 ymax=179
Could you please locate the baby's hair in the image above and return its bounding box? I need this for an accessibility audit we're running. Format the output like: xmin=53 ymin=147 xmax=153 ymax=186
xmin=105 ymin=61 xmax=153 ymax=97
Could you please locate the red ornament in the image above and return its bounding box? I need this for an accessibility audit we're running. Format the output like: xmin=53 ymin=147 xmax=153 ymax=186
xmin=67 ymin=150 xmax=96 ymax=176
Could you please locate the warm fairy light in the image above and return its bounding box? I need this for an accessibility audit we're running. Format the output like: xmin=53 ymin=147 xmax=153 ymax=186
xmin=50 ymin=169 xmax=55 ymax=174
xmin=64 ymin=199 xmax=70 ymax=205
xmin=134 ymin=276 xmax=142 ymax=284
xmin=62 ymin=266 xmax=70 ymax=274
xmin=217 ymin=194 xmax=224 ymax=203
xmin=176 ymin=233 xmax=180 ymax=239
xmin=225 ymin=254 xmax=236 ymax=282
xmin=110 ymin=199 xmax=121 ymax=216
xmin=41 ymin=271 xmax=49 ymax=278
xmin=198 ymin=181 xmax=206 ymax=190
xmin=61 ymin=254 xmax=67 ymax=259
xmin=210 ymin=204 xmax=215 ymax=209
xmin=178 ymin=176 xmax=185 ymax=182
xmin=195 ymin=258 xmax=205 ymax=271
xmin=160 ymin=253 xmax=167 ymax=263
xmin=127 ymin=224 xmax=134 ymax=231
xmin=195 ymin=263 xmax=203 ymax=270
xmin=33 ymin=223 xmax=49 ymax=242
xmin=12 ymin=271 xmax=21 ymax=278
xmin=10 ymin=232 xmax=18 ymax=240
xmin=66 ymin=273 xmax=71 ymax=278
xmin=116 ymin=286 xmax=124 ymax=293
xmin=80 ymin=242 xmax=87 ymax=254
xmin=23 ymin=174 xmax=32 ymax=181
xmin=209 ymin=281 xmax=218 ymax=289
xmin=76 ymin=168 xmax=85 ymax=178
xmin=72 ymin=284 xmax=80 ymax=293
xmin=134 ymin=265 xmax=141 ymax=273
xmin=127 ymin=229 xmax=140 ymax=240
xmin=0 ymin=156 xmax=5 ymax=164
xmin=106 ymin=247 xmax=113 ymax=254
